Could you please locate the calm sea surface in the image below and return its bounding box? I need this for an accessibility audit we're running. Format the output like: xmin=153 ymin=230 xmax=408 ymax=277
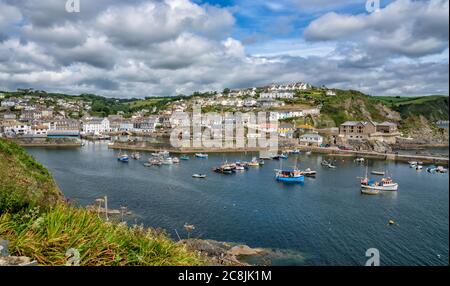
xmin=26 ymin=141 xmax=449 ymax=266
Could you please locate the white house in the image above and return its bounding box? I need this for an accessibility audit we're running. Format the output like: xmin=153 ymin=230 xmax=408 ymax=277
xmin=82 ymin=117 xmax=110 ymax=135
xmin=299 ymin=133 xmax=324 ymax=146
xmin=2 ymin=121 xmax=32 ymax=137
xmin=31 ymin=125 xmax=48 ymax=137
xmin=326 ymin=90 xmax=337 ymax=96
xmin=260 ymin=92 xmax=294 ymax=100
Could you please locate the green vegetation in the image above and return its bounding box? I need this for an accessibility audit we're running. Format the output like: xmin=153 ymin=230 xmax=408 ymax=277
xmin=0 ymin=139 xmax=62 ymax=213
xmin=0 ymin=138 xmax=205 ymax=266
xmin=0 ymin=205 xmax=203 ymax=266
xmin=374 ymin=95 xmax=449 ymax=122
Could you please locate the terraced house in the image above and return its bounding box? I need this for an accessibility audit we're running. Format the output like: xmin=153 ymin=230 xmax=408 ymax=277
xmin=339 ymin=121 xmax=400 ymax=144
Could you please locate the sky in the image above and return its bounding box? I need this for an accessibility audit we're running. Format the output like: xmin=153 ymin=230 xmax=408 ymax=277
xmin=0 ymin=0 xmax=448 ymax=98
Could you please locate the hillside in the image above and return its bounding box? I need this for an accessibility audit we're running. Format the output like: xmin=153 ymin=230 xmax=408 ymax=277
xmin=0 ymin=139 xmax=62 ymax=213
xmin=293 ymin=89 xmax=402 ymax=127
xmin=374 ymin=95 xmax=449 ymax=122
xmin=0 ymin=139 xmax=205 ymax=266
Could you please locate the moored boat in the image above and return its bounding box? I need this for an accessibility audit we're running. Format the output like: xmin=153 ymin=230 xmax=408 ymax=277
xmin=162 ymin=157 xmax=174 ymax=165
xmin=117 ymin=151 xmax=129 ymax=162
xmin=371 ymin=170 xmax=385 ymax=176
xmin=195 ymin=153 xmax=209 ymax=158
xmin=275 ymin=169 xmax=305 ymax=183
xmin=361 ymin=177 xmax=398 ymax=191
xmin=131 ymin=152 xmax=141 ymax=160
xmin=192 ymin=174 xmax=206 ymax=178
xmin=300 ymin=168 xmax=316 ymax=177
xmin=172 ymin=157 xmax=180 ymax=164
xmin=180 ymin=155 xmax=190 ymax=160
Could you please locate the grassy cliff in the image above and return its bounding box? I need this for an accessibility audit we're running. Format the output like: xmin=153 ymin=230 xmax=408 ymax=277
xmin=0 ymin=139 xmax=205 ymax=266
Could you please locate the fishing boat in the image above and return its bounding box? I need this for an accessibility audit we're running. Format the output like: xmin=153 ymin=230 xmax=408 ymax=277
xmin=300 ymin=168 xmax=317 ymax=177
xmin=192 ymin=174 xmax=206 ymax=179
xmin=213 ymin=165 xmax=234 ymax=174
xmin=279 ymin=153 xmax=289 ymax=159
xmin=360 ymin=165 xmax=398 ymax=192
xmin=148 ymin=158 xmax=162 ymax=166
xmin=131 ymin=152 xmax=141 ymax=160
xmin=117 ymin=151 xmax=129 ymax=162
xmin=258 ymin=159 xmax=265 ymax=166
xmin=361 ymin=178 xmax=398 ymax=191
xmin=436 ymin=166 xmax=448 ymax=173
xmin=275 ymin=169 xmax=305 ymax=183
xmin=415 ymin=165 xmax=423 ymax=171
xmin=248 ymin=157 xmax=260 ymax=167
xmin=327 ymin=163 xmax=336 ymax=169
xmin=306 ymin=151 xmax=312 ymax=155
xmin=259 ymin=154 xmax=273 ymax=160
xmin=361 ymin=188 xmax=380 ymax=195
xmin=355 ymin=158 xmax=365 ymax=163
xmin=290 ymin=149 xmax=300 ymax=154
xmin=321 ymin=160 xmax=330 ymax=166
xmin=162 ymin=157 xmax=174 ymax=165
xmin=371 ymin=170 xmax=385 ymax=176
xmin=180 ymin=155 xmax=190 ymax=160
xmin=160 ymin=151 xmax=170 ymax=157
xmin=409 ymin=161 xmax=418 ymax=168
xmin=172 ymin=157 xmax=180 ymax=164
xmin=235 ymin=165 xmax=245 ymax=171
xmin=195 ymin=153 xmax=209 ymax=158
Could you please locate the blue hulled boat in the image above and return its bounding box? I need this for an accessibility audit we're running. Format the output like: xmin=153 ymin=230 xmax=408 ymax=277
xmin=275 ymin=169 xmax=304 ymax=183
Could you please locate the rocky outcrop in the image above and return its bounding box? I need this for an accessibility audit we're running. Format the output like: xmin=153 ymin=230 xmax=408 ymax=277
xmin=180 ymin=239 xmax=266 ymax=266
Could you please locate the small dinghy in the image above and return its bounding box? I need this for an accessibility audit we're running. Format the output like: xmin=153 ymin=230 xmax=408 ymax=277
xmin=371 ymin=170 xmax=385 ymax=176
xmin=192 ymin=174 xmax=206 ymax=179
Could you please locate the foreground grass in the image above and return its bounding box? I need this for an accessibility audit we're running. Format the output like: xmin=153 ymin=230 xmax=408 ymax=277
xmin=0 ymin=138 xmax=205 ymax=266
xmin=0 ymin=204 xmax=205 ymax=266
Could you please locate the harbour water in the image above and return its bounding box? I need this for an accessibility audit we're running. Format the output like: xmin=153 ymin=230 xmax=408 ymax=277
xmin=26 ymin=141 xmax=449 ymax=266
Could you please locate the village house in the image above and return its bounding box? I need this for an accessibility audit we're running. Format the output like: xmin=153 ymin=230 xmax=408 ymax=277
xmin=326 ymin=90 xmax=337 ymax=96
xmin=2 ymin=120 xmax=31 ymax=137
xmin=257 ymin=99 xmax=284 ymax=108
xmin=133 ymin=117 xmax=159 ymax=133
xmin=1 ymin=97 xmax=20 ymax=108
xmin=260 ymin=92 xmax=294 ymax=100
xmin=119 ymin=120 xmax=133 ymax=132
xmin=339 ymin=121 xmax=377 ymax=140
xmin=276 ymin=110 xmax=304 ymax=120
xmin=339 ymin=121 xmax=400 ymax=144
xmin=81 ymin=117 xmax=110 ymax=135
xmin=31 ymin=124 xmax=49 ymax=137
xmin=278 ymin=122 xmax=296 ymax=138
xmin=46 ymin=119 xmax=80 ymax=137
xmin=3 ymin=113 xmax=16 ymax=120
xmin=299 ymin=133 xmax=324 ymax=146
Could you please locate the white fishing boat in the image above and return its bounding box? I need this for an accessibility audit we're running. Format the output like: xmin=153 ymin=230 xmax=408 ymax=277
xmin=131 ymin=152 xmax=141 ymax=160
xmin=361 ymin=180 xmax=399 ymax=191
xmin=195 ymin=153 xmax=208 ymax=158
xmin=360 ymin=165 xmax=398 ymax=192
xmin=172 ymin=157 xmax=180 ymax=164
xmin=361 ymin=188 xmax=380 ymax=195
xmin=306 ymin=151 xmax=312 ymax=155
xmin=371 ymin=170 xmax=385 ymax=176
xmin=355 ymin=158 xmax=365 ymax=162
xmin=162 ymin=157 xmax=173 ymax=165
xmin=192 ymin=174 xmax=206 ymax=178
xmin=415 ymin=165 xmax=423 ymax=171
